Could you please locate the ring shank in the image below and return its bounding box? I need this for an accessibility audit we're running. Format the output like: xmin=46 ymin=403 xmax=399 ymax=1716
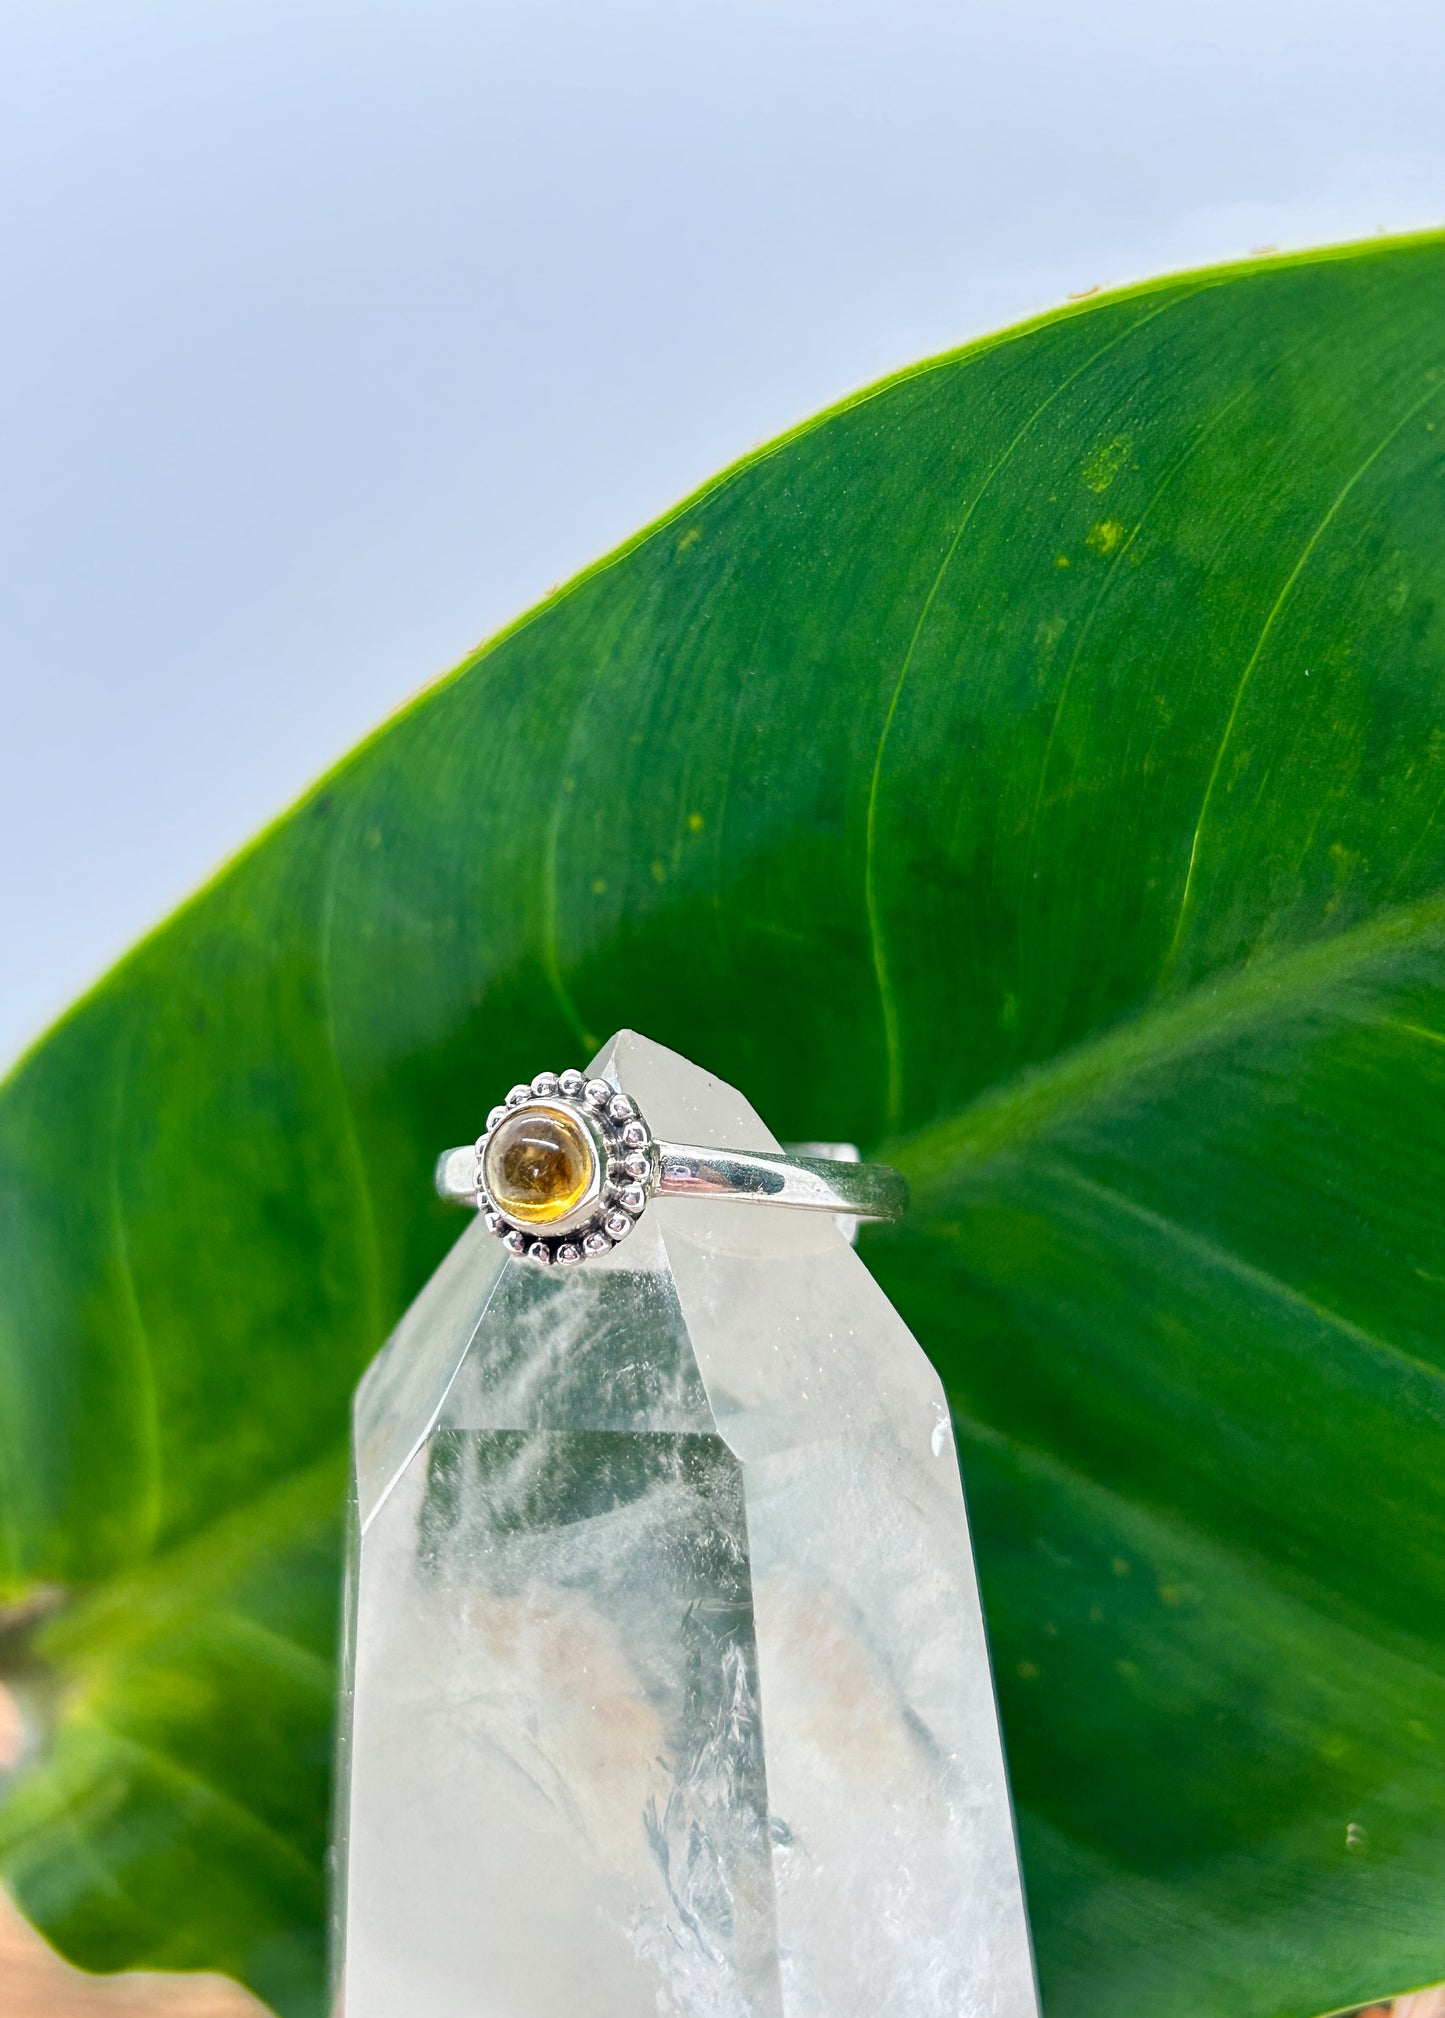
xmin=437 ymin=1146 xmax=904 ymax=1218
xmin=436 ymin=1145 xmax=482 ymax=1204
xmin=655 ymin=1143 xmax=906 ymax=1220
xmin=436 ymin=1138 xmax=907 ymax=1222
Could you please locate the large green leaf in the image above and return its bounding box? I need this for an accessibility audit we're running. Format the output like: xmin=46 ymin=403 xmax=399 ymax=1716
xmin=3 ymin=232 xmax=1445 ymax=2018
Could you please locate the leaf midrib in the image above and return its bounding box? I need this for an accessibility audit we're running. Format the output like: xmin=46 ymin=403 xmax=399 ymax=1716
xmin=887 ymin=891 xmax=1445 ymax=1188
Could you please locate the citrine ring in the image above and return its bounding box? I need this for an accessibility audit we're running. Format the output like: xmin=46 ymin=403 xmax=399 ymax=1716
xmin=435 ymin=1068 xmax=908 ymax=1266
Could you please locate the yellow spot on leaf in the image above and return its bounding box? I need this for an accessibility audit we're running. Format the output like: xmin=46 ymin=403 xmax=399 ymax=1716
xmin=687 ymin=811 xmax=705 ymax=833
xmin=651 ymin=860 xmax=667 ymax=884
xmin=1087 ymin=519 xmax=1126 ymax=555
xmin=676 ymin=526 xmax=701 ymax=553
xmin=1082 ymin=434 xmax=1132 ymax=493
xmin=591 ymin=877 xmax=607 ymax=896
xmin=1018 ymin=1661 xmax=1040 ymax=1681
xmin=1111 ymin=1556 xmax=1131 ymax=1577
xmin=1055 ymin=553 xmax=1071 ymax=569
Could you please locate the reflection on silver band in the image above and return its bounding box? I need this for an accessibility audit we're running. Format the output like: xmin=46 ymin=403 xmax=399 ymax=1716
xmin=654 ymin=1142 xmax=906 ymax=1219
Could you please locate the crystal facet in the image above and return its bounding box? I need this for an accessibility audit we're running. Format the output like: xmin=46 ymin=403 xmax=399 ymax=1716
xmin=333 ymin=1031 xmax=1039 ymax=2018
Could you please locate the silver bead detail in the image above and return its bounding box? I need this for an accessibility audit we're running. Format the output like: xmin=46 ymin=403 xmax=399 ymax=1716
xmin=556 ymin=1242 xmax=583 ymax=1264
xmin=506 ymin=1084 xmax=532 ymax=1107
xmin=622 ymin=1120 xmax=648 ymax=1148
xmin=531 ymin=1072 xmax=560 ymax=1098
xmin=583 ymin=1078 xmax=612 ymax=1108
xmin=558 ymin=1069 xmax=585 ymax=1096
xmin=604 ymin=1212 xmax=633 ymax=1240
xmin=608 ymin=1093 xmax=636 ymax=1121
xmin=527 ymin=1241 xmax=554 ymax=1266
xmin=486 ymin=1105 xmax=509 ymax=1131
xmin=483 ymin=1210 xmax=505 ymax=1236
xmin=583 ymin=1230 xmax=612 ymax=1255
xmin=623 ymin=1151 xmax=650 ymax=1181
xmin=618 ymin=1182 xmax=647 ymax=1215
xmin=503 ymin=1229 xmax=526 ymax=1256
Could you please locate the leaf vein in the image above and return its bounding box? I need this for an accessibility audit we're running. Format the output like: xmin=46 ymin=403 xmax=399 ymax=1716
xmin=893 ymin=887 xmax=1445 ymax=1181
xmin=1045 ymin=1162 xmax=1445 ymax=1395
xmin=78 ymin=1716 xmax=321 ymax=1887
xmin=1162 ymin=373 xmax=1445 ymax=978
xmin=318 ymin=824 xmax=385 ymax=1353
xmin=864 ymin=283 xmax=1218 ymax=1127
xmin=106 ymin=1022 xmax=163 ymax=1554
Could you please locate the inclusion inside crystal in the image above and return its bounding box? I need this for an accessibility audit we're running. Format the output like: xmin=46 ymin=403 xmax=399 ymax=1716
xmin=483 ymin=1103 xmax=596 ymax=1225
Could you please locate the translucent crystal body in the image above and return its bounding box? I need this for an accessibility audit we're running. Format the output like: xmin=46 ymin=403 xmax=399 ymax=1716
xmin=333 ymin=1032 xmax=1038 ymax=2018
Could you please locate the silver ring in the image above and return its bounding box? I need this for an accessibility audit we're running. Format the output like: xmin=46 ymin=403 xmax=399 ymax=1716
xmin=435 ymin=1067 xmax=908 ymax=1266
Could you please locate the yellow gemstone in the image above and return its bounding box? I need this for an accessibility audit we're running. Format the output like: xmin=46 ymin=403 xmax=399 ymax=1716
xmin=482 ymin=1105 xmax=595 ymax=1226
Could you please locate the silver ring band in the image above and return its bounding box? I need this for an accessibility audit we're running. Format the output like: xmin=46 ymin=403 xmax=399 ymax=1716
xmin=437 ymin=1139 xmax=906 ymax=1219
xmin=435 ymin=1068 xmax=906 ymax=1266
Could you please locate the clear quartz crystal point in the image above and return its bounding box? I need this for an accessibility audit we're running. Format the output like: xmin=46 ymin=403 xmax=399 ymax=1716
xmin=332 ymin=1031 xmax=1038 ymax=2018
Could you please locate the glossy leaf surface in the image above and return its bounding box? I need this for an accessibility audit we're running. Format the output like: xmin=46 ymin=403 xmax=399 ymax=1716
xmin=3 ymin=234 xmax=1445 ymax=2018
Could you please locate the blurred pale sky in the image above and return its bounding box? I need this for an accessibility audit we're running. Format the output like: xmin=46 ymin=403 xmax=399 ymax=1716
xmin=3 ymin=0 xmax=1444 ymax=1070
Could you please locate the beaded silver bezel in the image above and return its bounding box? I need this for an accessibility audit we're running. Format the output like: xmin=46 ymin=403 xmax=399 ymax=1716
xmin=473 ymin=1070 xmax=656 ymax=1266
